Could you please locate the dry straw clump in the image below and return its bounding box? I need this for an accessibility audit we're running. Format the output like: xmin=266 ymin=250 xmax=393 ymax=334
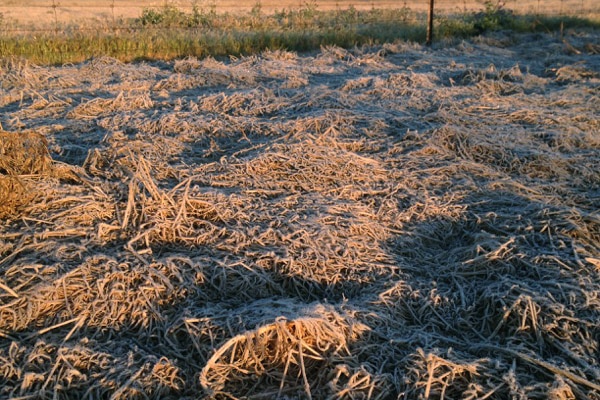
xmin=0 ymin=175 xmax=29 ymax=219
xmin=0 ymin=130 xmax=52 ymax=176
xmin=200 ymin=306 xmax=373 ymax=398
xmin=0 ymin=130 xmax=53 ymax=218
xmin=0 ymin=31 xmax=599 ymax=399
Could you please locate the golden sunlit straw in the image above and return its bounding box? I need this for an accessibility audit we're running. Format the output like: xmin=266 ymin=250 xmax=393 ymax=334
xmin=0 ymin=19 xmax=598 ymax=400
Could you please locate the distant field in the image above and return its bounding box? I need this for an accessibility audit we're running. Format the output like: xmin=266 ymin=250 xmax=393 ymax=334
xmin=1 ymin=0 xmax=598 ymax=26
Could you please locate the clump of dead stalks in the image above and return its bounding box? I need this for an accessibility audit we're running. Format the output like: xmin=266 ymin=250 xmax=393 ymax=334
xmin=0 ymin=130 xmax=53 ymax=218
xmin=0 ymin=130 xmax=52 ymax=176
xmin=200 ymin=307 xmax=375 ymax=398
xmin=0 ymin=175 xmax=28 ymax=219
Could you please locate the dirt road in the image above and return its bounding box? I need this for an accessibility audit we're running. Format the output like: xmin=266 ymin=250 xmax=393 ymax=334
xmin=1 ymin=0 xmax=597 ymax=26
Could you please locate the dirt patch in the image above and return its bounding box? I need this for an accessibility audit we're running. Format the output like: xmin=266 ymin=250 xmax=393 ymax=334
xmin=0 ymin=31 xmax=599 ymax=399
xmin=2 ymin=0 xmax=598 ymax=27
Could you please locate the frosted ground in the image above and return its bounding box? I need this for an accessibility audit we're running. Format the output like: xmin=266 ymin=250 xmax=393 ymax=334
xmin=0 ymin=30 xmax=599 ymax=398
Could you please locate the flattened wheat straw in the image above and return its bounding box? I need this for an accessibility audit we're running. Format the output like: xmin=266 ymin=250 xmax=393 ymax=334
xmin=0 ymin=32 xmax=598 ymax=399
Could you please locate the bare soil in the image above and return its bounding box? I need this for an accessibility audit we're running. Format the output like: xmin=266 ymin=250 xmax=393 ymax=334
xmin=1 ymin=0 xmax=598 ymax=26
xmin=0 ymin=30 xmax=599 ymax=399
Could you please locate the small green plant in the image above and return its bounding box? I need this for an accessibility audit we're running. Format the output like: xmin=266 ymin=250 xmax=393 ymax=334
xmin=438 ymin=0 xmax=517 ymax=37
xmin=300 ymin=0 xmax=318 ymax=20
xmin=471 ymin=1 xmax=514 ymax=33
xmin=437 ymin=16 xmax=477 ymax=38
xmin=190 ymin=1 xmax=217 ymax=27
xmin=249 ymin=1 xmax=264 ymax=28
xmin=337 ymin=5 xmax=359 ymax=25
xmin=138 ymin=3 xmax=187 ymax=27
xmin=251 ymin=1 xmax=263 ymax=18
xmin=139 ymin=8 xmax=164 ymax=25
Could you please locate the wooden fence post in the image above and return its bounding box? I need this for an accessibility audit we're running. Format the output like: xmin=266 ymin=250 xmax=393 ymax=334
xmin=52 ymin=0 xmax=59 ymax=33
xmin=426 ymin=0 xmax=435 ymax=46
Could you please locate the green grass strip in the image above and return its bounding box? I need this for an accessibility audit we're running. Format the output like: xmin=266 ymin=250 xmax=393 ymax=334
xmin=0 ymin=5 xmax=598 ymax=65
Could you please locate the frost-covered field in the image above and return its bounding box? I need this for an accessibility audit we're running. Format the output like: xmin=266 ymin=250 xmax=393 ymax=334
xmin=1 ymin=31 xmax=599 ymax=399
